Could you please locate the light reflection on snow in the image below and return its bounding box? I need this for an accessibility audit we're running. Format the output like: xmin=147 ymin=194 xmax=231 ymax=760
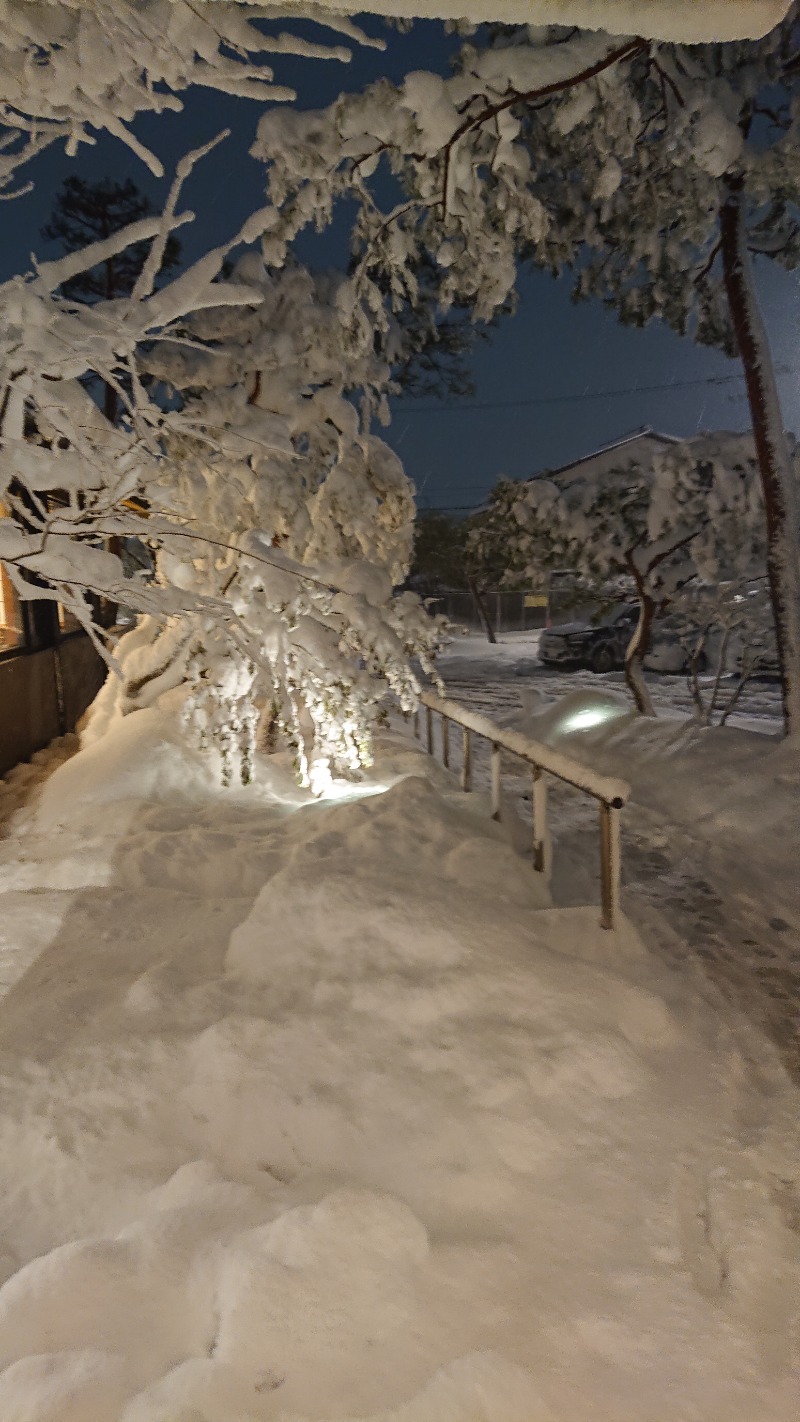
xmin=314 ymin=777 xmax=392 ymax=805
xmin=237 ymin=769 xmax=395 ymax=813
xmin=307 ymin=751 xmax=395 ymax=805
xmin=561 ymin=706 xmax=626 ymax=732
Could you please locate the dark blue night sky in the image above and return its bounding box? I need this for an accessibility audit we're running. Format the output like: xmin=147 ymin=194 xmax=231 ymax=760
xmin=6 ymin=15 xmax=800 ymax=514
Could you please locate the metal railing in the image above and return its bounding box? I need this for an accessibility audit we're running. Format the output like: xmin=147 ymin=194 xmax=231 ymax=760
xmin=414 ymin=690 xmax=630 ymax=930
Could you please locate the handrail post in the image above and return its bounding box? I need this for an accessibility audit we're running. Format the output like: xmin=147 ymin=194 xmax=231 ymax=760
xmin=600 ymin=800 xmax=621 ymax=930
xmin=413 ymin=706 xmax=420 ymax=740
xmin=532 ymin=766 xmax=549 ymax=875
xmin=491 ymin=742 xmax=501 ymax=820
xmin=461 ymin=728 xmax=471 ymax=792
xmin=442 ymin=714 xmax=450 ymax=768
xmin=426 ymin=704 xmax=433 ymax=755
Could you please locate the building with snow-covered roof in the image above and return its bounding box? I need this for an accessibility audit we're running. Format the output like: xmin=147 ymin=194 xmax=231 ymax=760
xmin=531 ymin=426 xmax=681 ymax=490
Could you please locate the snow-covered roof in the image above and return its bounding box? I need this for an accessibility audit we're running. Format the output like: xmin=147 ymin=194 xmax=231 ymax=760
xmin=532 ymin=426 xmax=680 ymax=486
xmin=231 ymin=1 xmax=790 ymax=43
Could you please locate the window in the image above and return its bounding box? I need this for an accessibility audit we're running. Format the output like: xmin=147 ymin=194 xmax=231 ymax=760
xmin=0 ymin=500 xmax=24 ymax=652
xmin=57 ymin=603 xmax=82 ymax=636
xmin=0 ymin=562 xmax=23 ymax=652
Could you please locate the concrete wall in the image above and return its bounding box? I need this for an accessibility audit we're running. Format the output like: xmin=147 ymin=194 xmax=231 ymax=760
xmin=0 ymin=635 xmax=106 ymax=777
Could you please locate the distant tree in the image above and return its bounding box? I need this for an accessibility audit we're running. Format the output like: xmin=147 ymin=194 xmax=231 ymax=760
xmin=470 ymin=434 xmax=773 ymax=713
xmin=410 ymin=510 xmax=467 ymax=590
xmin=410 ymin=504 xmax=526 ymax=644
xmin=42 ymin=176 xmax=181 ymax=422
xmin=385 ymin=249 xmax=513 ymax=402
xmin=670 ymin=577 xmax=776 ymax=726
xmin=462 ymin=482 xmax=540 ymax=643
xmin=509 ymin=20 xmax=800 ymax=733
xmin=364 ymin=252 xmax=476 ymax=401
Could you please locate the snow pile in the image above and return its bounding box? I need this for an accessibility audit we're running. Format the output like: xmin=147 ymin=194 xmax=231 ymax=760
xmin=0 ymin=708 xmax=797 ymax=1419
xmin=0 ymin=736 xmax=77 ymax=832
xmin=484 ymin=672 xmax=798 ymax=947
xmin=503 ymin=687 xmax=798 ymax=870
xmin=512 ymin=686 xmax=633 ymax=740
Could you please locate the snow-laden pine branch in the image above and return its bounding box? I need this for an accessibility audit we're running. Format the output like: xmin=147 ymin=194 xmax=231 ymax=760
xmin=253 ymin=14 xmax=800 ymax=732
xmin=0 ymin=171 xmax=443 ymax=789
xmin=0 ymin=0 xmax=376 ymax=197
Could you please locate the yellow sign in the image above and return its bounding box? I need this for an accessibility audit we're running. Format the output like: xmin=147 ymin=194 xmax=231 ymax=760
xmin=524 ymin=594 xmax=548 ymax=608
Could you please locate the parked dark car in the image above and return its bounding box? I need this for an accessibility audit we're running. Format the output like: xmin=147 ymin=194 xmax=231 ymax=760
xmin=539 ymin=604 xmax=704 ymax=674
xmin=539 ymin=605 xmax=641 ymax=674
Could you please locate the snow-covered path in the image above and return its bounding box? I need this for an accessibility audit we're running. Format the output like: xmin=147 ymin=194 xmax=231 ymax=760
xmin=0 ymin=697 xmax=797 ymax=1420
xmin=434 ymin=634 xmax=799 ymax=1080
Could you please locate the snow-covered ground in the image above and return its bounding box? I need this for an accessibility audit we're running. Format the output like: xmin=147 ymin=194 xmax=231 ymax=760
xmin=437 ymin=630 xmax=784 ymax=734
xmin=0 ymin=674 xmax=797 ymax=1421
xmin=435 ymin=631 xmax=798 ymax=1077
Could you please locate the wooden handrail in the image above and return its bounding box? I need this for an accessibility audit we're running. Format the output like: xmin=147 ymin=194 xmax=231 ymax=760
xmin=414 ymin=689 xmax=630 ymax=930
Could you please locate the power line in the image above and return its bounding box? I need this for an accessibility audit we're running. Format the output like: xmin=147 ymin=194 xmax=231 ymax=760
xmin=392 ymin=365 xmax=799 ymax=415
xmin=417 ymin=503 xmax=478 ymax=513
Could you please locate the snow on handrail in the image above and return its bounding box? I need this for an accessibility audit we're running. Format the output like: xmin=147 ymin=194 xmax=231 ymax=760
xmin=419 ymin=691 xmax=630 ymax=806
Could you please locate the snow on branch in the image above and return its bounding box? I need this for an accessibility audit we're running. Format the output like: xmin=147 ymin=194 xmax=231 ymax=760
xmin=236 ymin=1 xmax=789 ymax=44
xmin=0 ymin=176 xmax=444 ymax=789
xmin=0 ymin=0 xmax=377 ymax=197
xmin=251 ymin=29 xmax=650 ymax=338
xmin=250 ymin=12 xmax=800 ymax=733
xmin=32 ymin=213 xmax=195 ymax=296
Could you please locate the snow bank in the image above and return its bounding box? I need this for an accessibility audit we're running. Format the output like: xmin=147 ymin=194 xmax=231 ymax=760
xmin=503 ymin=691 xmax=798 ymax=869
xmin=0 ymin=712 xmax=797 ymax=1420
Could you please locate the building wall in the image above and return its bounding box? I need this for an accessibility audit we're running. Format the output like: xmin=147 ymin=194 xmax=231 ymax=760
xmin=549 ymin=432 xmax=679 ymax=490
xmin=0 ymin=635 xmax=106 ymax=778
xmin=59 ymin=635 xmax=107 ymax=734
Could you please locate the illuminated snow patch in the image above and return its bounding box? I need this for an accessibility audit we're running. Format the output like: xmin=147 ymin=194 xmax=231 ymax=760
xmin=562 ymin=705 xmax=626 ymax=732
xmin=508 ymin=689 xmax=633 ymax=744
xmin=315 ymin=777 xmax=392 ymax=804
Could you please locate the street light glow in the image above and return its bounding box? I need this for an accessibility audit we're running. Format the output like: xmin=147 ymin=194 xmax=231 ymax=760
xmin=563 ymin=706 xmax=623 ymax=732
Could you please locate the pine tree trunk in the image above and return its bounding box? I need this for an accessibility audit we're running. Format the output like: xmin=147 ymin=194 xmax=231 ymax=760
xmin=468 ymin=577 xmax=497 ymax=643
xmin=624 ymin=592 xmax=656 ymax=717
xmin=720 ymin=180 xmax=800 ymax=738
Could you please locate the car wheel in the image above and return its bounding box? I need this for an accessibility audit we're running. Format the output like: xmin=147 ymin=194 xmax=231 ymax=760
xmin=589 ymin=643 xmax=614 ymax=674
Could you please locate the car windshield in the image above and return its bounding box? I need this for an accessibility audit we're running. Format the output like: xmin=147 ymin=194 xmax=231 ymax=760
xmin=596 ymin=606 xmax=637 ymax=626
